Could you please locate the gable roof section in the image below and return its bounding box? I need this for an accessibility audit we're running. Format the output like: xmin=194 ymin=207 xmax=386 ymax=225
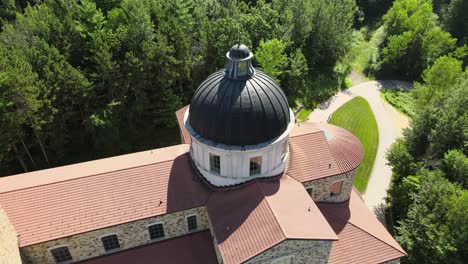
xmin=0 ymin=145 xmax=211 ymax=247
xmin=206 ymin=175 xmax=337 ymax=264
xmin=175 ymin=105 xmax=191 ymax=144
xmin=0 ymin=144 xmax=190 ymax=193
xmin=287 ymin=123 xmax=364 ymax=182
xmin=317 ymin=189 xmax=406 ymax=264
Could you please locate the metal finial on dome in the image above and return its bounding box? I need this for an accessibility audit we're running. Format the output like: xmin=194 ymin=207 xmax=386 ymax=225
xmin=225 ymin=44 xmax=255 ymax=79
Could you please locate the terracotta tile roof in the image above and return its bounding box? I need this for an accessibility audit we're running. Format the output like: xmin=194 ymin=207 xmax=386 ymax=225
xmin=207 ymin=175 xmax=337 ymax=264
xmin=0 ymin=144 xmax=190 ymax=193
xmin=175 ymin=105 xmax=191 ymax=144
xmin=78 ymin=231 xmax=218 ymax=264
xmin=322 ymin=124 xmax=365 ymax=173
xmin=0 ymin=145 xmax=211 ymax=247
xmin=287 ymin=123 xmax=364 ymax=182
xmin=317 ymin=189 xmax=406 ymax=264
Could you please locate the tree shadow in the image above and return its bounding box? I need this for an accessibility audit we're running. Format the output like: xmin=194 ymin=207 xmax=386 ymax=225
xmin=376 ymin=80 xmax=413 ymax=92
xmin=372 ymin=202 xmax=387 ymax=226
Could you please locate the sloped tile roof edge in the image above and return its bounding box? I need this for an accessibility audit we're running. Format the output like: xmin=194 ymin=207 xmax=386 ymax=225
xmin=0 ymin=144 xmax=190 ymax=194
xmin=319 ymin=190 xmax=406 ymax=256
xmin=175 ymin=105 xmax=191 ymax=144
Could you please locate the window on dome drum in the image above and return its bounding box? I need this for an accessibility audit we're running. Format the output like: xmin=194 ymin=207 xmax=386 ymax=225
xmin=209 ymin=153 xmax=220 ymax=174
xmin=49 ymin=246 xmax=73 ymax=264
xmin=330 ymin=181 xmax=343 ymax=196
xmin=187 ymin=215 xmax=198 ymax=231
xmin=101 ymin=234 xmax=120 ymax=252
xmin=250 ymin=156 xmax=262 ymax=176
xmin=148 ymin=223 xmax=165 ymax=240
xmin=281 ymin=141 xmax=288 ymax=158
xmin=238 ymin=61 xmax=247 ymax=74
xmin=271 ymin=255 xmax=294 ymax=264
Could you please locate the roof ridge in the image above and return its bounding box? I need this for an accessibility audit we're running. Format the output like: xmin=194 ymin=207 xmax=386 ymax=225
xmin=256 ymin=181 xmax=288 ymax=241
xmin=321 ymin=130 xmax=343 ymax=173
xmin=289 ymin=128 xmax=322 ymax=139
xmin=320 ymin=206 xmax=406 ymax=255
xmin=0 ymin=151 xmax=189 ymax=195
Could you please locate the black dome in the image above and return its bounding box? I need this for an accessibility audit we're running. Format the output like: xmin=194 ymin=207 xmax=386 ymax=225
xmin=189 ymin=70 xmax=290 ymax=146
xmin=228 ymin=44 xmax=251 ymax=60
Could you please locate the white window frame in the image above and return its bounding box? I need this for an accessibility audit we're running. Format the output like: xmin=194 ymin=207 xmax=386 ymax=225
xmin=98 ymin=233 xmax=121 ymax=253
xmin=305 ymin=186 xmax=313 ymax=197
xmin=249 ymin=156 xmax=262 ymax=176
xmin=271 ymin=254 xmax=294 ymax=264
xmin=330 ymin=180 xmax=344 ymax=197
xmin=186 ymin=213 xmax=198 ymax=232
xmin=47 ymin=245 xmax=73 ymax=264
xmin=147 ymin=221 xmax=166 ymax=241
xmin=209 ymin=153 xmax=221 ymax=174
xmin=281 ymin=140 xmax=288 ymax=160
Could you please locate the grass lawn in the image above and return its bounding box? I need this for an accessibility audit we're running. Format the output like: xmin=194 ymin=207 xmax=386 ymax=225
xmin=380 ymin=89 xmax=415 ymax=118
xmin=329 ymin=96 xmax=379 ymax=193
xmin=296 ymin=108 xmax=312 ymax=123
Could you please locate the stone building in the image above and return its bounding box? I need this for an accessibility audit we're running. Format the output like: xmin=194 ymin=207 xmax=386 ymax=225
xmin=0 ymin=44 xmax=405 ymax=264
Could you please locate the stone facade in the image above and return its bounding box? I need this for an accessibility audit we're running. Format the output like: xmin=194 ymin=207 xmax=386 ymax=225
xmin=383 ymin=259 xmax=401 ymax=264
xmin=303 ymin=169 xmax=357 ymax=203
xmin=0 ymin=208 xmax=22 ymax=264
xmin=245 ymin=239 xmax=332 ymax=264
xmin=21 ymin=206 xmax=209 ymax=264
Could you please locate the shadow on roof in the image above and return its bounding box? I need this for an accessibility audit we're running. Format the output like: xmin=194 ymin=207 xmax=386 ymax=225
xmin=165 ymin=154 xmax=212 ymax=214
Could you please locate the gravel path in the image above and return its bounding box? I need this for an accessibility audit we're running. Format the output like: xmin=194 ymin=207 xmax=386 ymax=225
xmin=307 ymin=80 xmax=412 ymax=223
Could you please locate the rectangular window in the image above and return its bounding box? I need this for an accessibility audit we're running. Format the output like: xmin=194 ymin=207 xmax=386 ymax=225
xmin=187 ymin=215 xmax=198 ymax=231
xmin=209 ymin=153 xmax=220 ymax=174
xmin=306 ymin=187 xmax=313 ymax=197
xmin=239 ymin=61 xmax=247 ymax=74
xmin=249 ymin=156 xmax=262 ymax=176
xmin=330 ymin=181 xmax=343 ymax=196
xmin=148 ymin=223 xmax=165 ymax=240
xmin=101 ymin=234 xmax=120 ymax=252
xmin=281 ymin=141 xmax=288 ymax=158
xmin=50 ymin=246 xmax=73 ymax=264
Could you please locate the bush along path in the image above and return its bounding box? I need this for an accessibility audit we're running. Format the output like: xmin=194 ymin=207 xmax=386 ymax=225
xmin=307 ymin=80 xmax=412 ymax=224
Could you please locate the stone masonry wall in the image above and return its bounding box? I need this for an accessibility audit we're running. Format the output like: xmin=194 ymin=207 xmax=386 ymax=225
xmin=245 ymin=240 xmax=332 ymax=264
xmin=303 ymin=169 xmax=357 ymax=203
xmin=21 ymin=206 xmax=209 ymax=264
xmin=383 ymin=259 xmax=401 ymax=264
xmin=0 ymin=207 xmax=22 ymax=264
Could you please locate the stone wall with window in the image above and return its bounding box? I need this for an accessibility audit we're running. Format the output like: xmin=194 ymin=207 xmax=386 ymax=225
xmin=245 ymin=239 xmax=332 ymax=264
xmin=20 ymin=206 xmax=209 ymax=264
xmin=0 ymin=208 xmax=22 ymax=264
xmin=303 ymin=169 xmax=357 ymax=203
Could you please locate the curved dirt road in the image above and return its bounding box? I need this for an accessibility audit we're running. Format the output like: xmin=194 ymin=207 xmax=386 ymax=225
xmin=307 ymin=80 xmax=412 ymax=221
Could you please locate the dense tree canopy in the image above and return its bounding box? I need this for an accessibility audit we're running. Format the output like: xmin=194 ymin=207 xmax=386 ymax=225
xmin=0 ymin=0 xmax=357 ymax=176
xmin=386 ymin=52 xmax=467 ymax=264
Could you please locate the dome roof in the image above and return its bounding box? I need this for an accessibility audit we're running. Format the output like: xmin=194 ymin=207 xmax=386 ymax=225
xmin=189 ymin=69 xmax=290 ymax=146
xmin=228 ymin=44 xmax=251 ymax=60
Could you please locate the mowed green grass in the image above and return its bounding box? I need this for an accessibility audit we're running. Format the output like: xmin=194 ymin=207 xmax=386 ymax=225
xmin=329 ymin=96 xmax=379 ymax=193
xmin=296 ymin=108 xmax=312 ymax=122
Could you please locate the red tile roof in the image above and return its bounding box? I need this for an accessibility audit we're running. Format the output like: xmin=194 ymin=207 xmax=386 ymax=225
xmin=317 ymin=189 xmax=406 ymax=264
xmin=78 ymin=231 xmax=218 ymax=264
xmin=0 ymin=145 xmax=211 ymax=246
xmin=175 ymin=105 xmax=191 ymax=144
xmin=287 ymin=123 xmax=364 ymax=182
xmin=207 ymin=175 xmax=337 ymax=264
xmin=0 ymin=118 xmax=400 ymax=264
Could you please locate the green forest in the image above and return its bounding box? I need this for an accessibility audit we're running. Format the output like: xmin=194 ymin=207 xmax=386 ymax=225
xmin=0 ymin=0 xmax=467 ymax=263
xmin=0 ymin=0 xmax=357 ymax=175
